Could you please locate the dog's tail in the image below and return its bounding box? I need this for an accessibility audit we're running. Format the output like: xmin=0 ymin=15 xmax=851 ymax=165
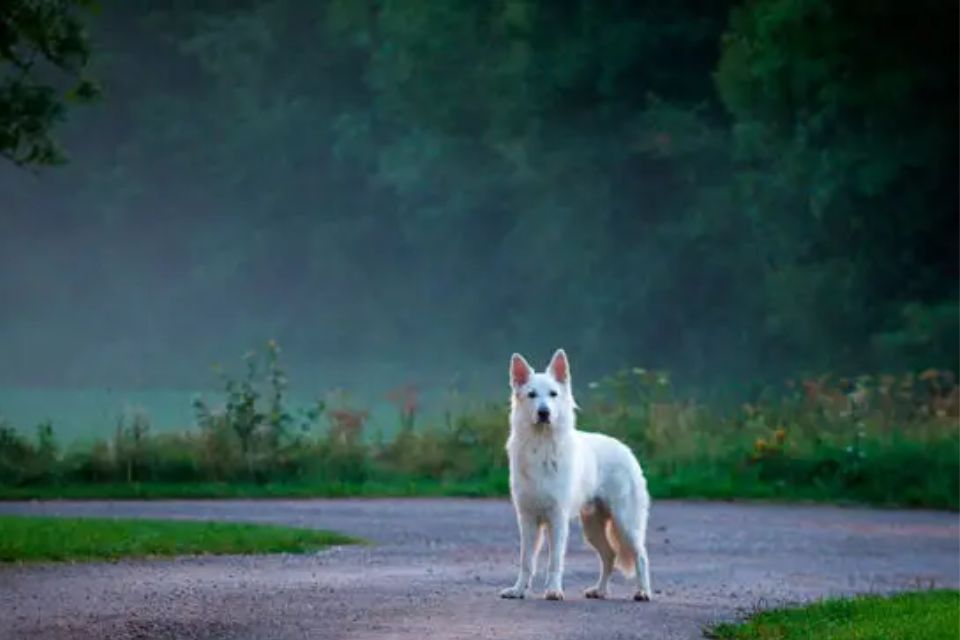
xmin=606 ymin=519 xmax=637 ymax=575
xmin=606 ymin=494 xmax=649 ymax=577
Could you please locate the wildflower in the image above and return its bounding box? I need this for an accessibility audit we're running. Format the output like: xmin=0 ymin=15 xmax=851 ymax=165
xmin=754 ymin=438 xmax=767 ymax=453
xmin=773 ymin=427 xmax=787 ymax=445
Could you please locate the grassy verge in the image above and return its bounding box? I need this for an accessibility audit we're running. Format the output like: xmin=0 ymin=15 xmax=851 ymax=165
xmin=0 ymin=478 xmax=509 ymax=501
xmin=0 ymin=514 xmax=360 ymax=562
xmin=0 ymin=460 xmax=955 ymax=510
xmin=708 ymin=590 xmax=959 ymax=640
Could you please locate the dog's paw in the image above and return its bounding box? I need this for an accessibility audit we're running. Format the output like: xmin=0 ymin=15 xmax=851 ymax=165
xmin=499 ymin=586 xmax=526 ymax=599
xmin=633 ymin=590 xmax=651 ymax=602
xmin=583 ymin=586 xmax=607 ymax=599
xmin=544 ymin=589 xmax=565 ymax=601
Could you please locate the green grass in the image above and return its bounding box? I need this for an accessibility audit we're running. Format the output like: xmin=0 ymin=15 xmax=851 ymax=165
xmin=0 ymin=462 xmax=954 ymax=511
xmin=0 ymin=514 xmax=360 ymax=562
xmin=0 ymin=478 xmax=509 ymax=501
xmin=708 ymin=590 xmax=959 ymax=640
xmin=650 ymin=454 xmax=960 ymax=511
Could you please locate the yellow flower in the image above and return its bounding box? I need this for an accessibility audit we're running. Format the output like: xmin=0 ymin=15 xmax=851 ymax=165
xmin=774 ymin=428 xmax=787 ymax=445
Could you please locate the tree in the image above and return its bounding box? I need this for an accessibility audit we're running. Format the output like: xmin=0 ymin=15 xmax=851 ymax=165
xmin=0 ymin=0 xmax=98 ymax=166
xmin=717 ymin=0 xmax=959 ymax=371
xmin=327 ymin=0 xmax=742 ymax=373
xmin=0 ymin=1 xmax=954 ymax=389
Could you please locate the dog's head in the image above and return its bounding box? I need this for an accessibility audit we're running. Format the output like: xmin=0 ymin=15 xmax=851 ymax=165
xmin=509 ymin=349 xmax=576 ymax=430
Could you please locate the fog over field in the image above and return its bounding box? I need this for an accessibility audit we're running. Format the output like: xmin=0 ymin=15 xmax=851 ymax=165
xmin=1 ymin=2 xmax=956 ymax=438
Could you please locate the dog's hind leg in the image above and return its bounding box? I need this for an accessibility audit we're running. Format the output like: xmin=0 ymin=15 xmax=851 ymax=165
xmin=630 ymin=535 xmax=652 ymax=601
xmin=620 ymin=518 xmax=651 ymax=601
xmin=580 ymin=506 xmax=615 ymax=599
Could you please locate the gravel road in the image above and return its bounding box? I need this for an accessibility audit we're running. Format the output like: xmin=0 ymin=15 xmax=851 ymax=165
xmin=0 ymin=499 xmax=956 ymax=639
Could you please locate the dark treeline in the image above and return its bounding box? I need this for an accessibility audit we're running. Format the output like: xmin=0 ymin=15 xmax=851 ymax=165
xmin=1 ymin=1 xmax=957 ymax=392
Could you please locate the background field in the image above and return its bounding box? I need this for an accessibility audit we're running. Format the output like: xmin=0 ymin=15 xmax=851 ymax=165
xmin=2 ymin=343 xmax=956 ymax=509
xmin=0 ymin=387 xmax=436 ymax=443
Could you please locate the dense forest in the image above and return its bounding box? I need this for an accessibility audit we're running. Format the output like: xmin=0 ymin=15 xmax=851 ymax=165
xmin=1 ymin=0 xmax=957 ymax=394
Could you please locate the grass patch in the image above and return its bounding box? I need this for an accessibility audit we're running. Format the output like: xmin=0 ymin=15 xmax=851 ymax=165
xmin=0 ymin=514 xmax=360 ymax=562
xmin=0 ymin=459 xmax=956 ymax=510
xmin=708 ymin=590 xmax=959 ymax=640
xmin=0 ymin=478 xmax=509 ymax=501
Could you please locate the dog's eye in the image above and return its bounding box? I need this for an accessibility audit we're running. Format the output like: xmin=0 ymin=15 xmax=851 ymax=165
xmin=527 ymin=390 xmax=537 ymax=399
xmin=549 ymin=390 xmax=558 ymax=397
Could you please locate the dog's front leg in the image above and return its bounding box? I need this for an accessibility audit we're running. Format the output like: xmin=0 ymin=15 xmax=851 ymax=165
xmin=499 ymin=512 xmax=540 ymax=599
xmin=543 ymin=511 xmax=569 ymax=600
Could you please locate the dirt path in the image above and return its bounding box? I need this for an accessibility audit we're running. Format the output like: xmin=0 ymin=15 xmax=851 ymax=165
xmin=0 ymin=499 xmax=956 ymax=639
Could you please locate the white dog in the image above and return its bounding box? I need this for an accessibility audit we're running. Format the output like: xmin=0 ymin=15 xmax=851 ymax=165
xmin=499 ymin=349 xmax=652 ymax=601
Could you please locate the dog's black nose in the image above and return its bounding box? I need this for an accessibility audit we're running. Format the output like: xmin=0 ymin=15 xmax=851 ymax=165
xmin=537 ymin=408 xmax=550 ymax=422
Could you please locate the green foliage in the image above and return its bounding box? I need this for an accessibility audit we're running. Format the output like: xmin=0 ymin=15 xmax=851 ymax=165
xmin=0 ymin=515 xmax=359 ymax=562
xmin=0 ymin=0 xmax=99 ymax=166
xmin=872 ymin=301 xmax=960 ymax=372
xmin=0 ymin=1 xmax=955 ymax=406
xmin=0 ymin=345 xmax=956 ymax=509
xmin=376 ymin=403 xmax=508 ymax=484
xmin=192 ymin=341 xmax=326 ymax=482
xmin=0 ymin=479 xmax=508 ymax=500
xmin=0 ymin=419 xmax=58 ymax=484
xmin=716 ymin=0 xmax=958 ymax=373
xmin=708 ymin=590 xmax=959 ymax=640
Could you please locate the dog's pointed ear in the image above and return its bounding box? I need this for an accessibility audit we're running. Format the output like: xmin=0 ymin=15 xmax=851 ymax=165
xmin=548 ymin=349 xmax=570 ymax=385
xmin=510 ymin=353 xmax=533 ymax=389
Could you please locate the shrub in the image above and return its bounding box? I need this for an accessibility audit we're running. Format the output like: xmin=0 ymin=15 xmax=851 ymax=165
xmin=0 ymin=342 xmax=955 ymax=509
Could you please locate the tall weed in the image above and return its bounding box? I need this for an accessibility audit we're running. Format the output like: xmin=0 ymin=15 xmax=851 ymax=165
xmin=0 ymin=344 xmax=956 ymax=508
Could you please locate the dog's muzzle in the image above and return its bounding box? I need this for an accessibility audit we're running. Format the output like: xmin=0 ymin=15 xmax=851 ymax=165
xmin=536 ymin=408 xmax=551 ymax=424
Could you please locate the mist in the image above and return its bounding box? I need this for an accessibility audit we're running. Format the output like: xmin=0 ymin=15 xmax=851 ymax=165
xmin=1 ymin=2 xmax=957 ymax=433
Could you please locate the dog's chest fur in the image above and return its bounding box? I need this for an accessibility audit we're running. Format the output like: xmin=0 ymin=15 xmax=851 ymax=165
xmin=507 ymin=428 xmax=576 ymax=513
